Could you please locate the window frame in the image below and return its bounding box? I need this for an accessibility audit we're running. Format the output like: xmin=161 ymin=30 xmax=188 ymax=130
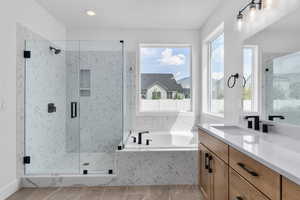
xmin=137 ymin=43 xmax=194 ymax=116
xmin=202 ymin=24 xmax=225 ymax=118
xmin=242 ymin=45 xmax=260 ymax=114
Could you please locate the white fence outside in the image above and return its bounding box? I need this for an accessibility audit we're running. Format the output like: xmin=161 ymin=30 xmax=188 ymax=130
xmin=140 ymin=99 xmax=191 ymax=112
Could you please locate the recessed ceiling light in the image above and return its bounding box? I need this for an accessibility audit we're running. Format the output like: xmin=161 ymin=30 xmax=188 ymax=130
xmin=86 ymin=10 xmax=96 ymax=16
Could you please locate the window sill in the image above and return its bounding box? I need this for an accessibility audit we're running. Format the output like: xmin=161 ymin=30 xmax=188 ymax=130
xmin=202 ymin=112 xmax=224 ymax=119
xmin=137 ymin=111 xmax=195 ymax=117
xmin=241 ymin=112 xmax=259 ymax=116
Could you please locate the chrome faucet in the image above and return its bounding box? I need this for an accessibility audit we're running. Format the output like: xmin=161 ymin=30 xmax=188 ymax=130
xmin=138 ymin=131 xmax=149 ymax=144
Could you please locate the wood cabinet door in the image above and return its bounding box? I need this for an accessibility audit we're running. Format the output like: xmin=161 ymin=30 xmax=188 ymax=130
xmin=211 ymin=153 xmax=228 ymax=200
xmin=229 ymin=147 xmax=280 ymax=200
xmin=199 ymin=130 xmax=229 ymax=163
xmin=282 ymin=177 xmax=300 ymax=200
xmin=229 ymin=168 xmax=269 ymax=200
xmin=199 ymin=144 xmax=212 ymax=200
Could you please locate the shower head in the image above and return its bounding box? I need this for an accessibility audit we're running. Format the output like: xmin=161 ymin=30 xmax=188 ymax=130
xmin=49 ymin=46 xmax=61 ymax=55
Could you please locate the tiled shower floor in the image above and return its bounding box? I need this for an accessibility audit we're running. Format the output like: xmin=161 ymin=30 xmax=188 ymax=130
xmin=7 ymin=185 xmax=202 ymax=200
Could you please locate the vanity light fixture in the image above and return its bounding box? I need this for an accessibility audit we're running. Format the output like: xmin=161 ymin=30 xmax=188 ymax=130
xmin=237 ymin=12 xmax=244 ymax=30
xmin=237 ymin=0 xmax=263 ymax=28
xmin=86 ymin=10 xmax=96 ymax=16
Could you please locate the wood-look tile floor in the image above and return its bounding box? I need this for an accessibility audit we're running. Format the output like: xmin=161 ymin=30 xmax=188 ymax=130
xmin=7 ymin=185 xmax=202 ymax=200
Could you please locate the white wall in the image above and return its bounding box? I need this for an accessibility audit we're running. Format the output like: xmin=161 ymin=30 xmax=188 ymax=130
xmin=246 ymin=30 xmax=300 ymax=53
xmin=67 ymin=29 xmax=201 ymax=132
xmin=0 ymin=0 xmax=65 ymax=198
xmin=200 ymin=0 xmax=300 ymax=124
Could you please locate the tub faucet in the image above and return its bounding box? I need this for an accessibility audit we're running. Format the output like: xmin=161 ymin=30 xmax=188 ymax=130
xmin=138 ymin=131 xmax=149 ymax=144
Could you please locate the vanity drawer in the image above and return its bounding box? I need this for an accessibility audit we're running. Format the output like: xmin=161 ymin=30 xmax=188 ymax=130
xmin=229 ymin=147 xmax=280 ymax=200
xmin=199 ymin=129 xmax=228 ymax=164
xmin=230 ymin=168 xmax=269 ymax=200
xmin=282 ymin=177 xmax=300 ymax=200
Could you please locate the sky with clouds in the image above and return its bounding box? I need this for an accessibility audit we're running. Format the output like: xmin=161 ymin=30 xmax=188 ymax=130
xmin=211 ymin=33 xmax=224 ymax=80
xmin=243 ymin=48 xmax=253 ymax=78
xmin=140 ymin=47 xmax=191 ymax=81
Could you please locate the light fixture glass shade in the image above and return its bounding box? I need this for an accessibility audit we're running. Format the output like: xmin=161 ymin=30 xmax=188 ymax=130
xmin=249 ymin=4 xmax=257 ymax=21
xmin=237 ymin=12 xmax=243 ymax=31
xmin=237 ymin=18 xmax=243 ymax=31
xmin=265 ymin=0 xmax=273 ymax=8
xmin=249 ymin=3 xmax=257 ymax=12
xmin=86 ymin=10 xmax=96 ymax=16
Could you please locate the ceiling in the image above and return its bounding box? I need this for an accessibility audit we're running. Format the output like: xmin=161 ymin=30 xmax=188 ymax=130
xmin=36 ymin=0 xmax=221 ymax=29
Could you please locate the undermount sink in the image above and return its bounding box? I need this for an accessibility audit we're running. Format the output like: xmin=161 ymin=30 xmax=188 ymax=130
xmin=211 ymin=125 xmax=257 ymax=136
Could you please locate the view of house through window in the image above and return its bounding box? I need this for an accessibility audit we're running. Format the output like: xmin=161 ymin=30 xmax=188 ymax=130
xmin=140 ymin=46 xmax=191 ymax=112
xmin=209 ymin=33 xmax=224 ymax=115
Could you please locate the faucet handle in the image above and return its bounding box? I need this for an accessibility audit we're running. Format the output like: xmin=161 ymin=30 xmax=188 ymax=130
xmin=262 ymin=124 xmax=274 ymax=133
xmin=131 ymin=136 xmax=137 ymax=143
xmin=146 ymin=139 xmax=152 ymax=146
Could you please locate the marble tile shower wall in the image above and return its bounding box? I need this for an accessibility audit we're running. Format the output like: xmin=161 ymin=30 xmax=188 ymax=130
xmin=78 ymin=51 xmax=123 ymax=153
xmin=65 ymin=50 xmax=80 ymax=154
xmin=65 ymin=50 xmax=124 ymax=173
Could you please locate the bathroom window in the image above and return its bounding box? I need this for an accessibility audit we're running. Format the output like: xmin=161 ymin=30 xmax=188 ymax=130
xmin=243 ymin=46 xmax=259 ymax=113
xmin=207 ymin=32 xmax=224 ymax=115
xmin=139 ymin=44 xmax=192 ymax=113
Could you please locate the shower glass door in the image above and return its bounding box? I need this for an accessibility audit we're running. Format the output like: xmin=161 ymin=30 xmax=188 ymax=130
xmin=24 ymin=40 xmax=125 ymax=175
xmin=25 ymin=40 xmax=80 ymax=175
xmin=78 ymin=41 xmax=124 ymax=175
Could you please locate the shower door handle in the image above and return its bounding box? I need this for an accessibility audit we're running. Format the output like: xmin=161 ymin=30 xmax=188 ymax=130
xmin=71 ymin=102 xmax=78 ymax=118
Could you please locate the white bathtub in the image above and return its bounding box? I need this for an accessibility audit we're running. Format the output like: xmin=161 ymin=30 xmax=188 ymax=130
xmin=124 ymin=131 xmax=198 ymax=151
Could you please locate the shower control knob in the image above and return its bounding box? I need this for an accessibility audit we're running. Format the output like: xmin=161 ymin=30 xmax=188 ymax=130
xmin=131 ymin=136 xmax=137 ymax=143
xmin=146 ymin=139 xmax=152 ymax=146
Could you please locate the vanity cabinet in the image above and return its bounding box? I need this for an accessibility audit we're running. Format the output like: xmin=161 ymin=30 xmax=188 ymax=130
xmin=229 ymin=147 xmax=281 ymax=200
xmin=229 ymin=168 xmax=269 ymax=200
xmin=199 ymin=129 xmax=282 ymax=200
xmin=199 ymin=144 xmax=212 ymax=200
xmin=199 ymin=129 xmax=228 ymax=163
xmin=199 ymin=133 xmax=228 ymax=200
xmin=282 ymin=177 xmax=300 ymax=200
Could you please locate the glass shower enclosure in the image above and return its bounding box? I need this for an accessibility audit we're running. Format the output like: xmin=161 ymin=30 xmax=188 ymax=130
xmin=24 ymin=40 xmax=126 ymax=175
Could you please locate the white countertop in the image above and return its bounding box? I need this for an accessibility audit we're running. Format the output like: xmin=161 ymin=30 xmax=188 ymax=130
xmin=198 ymin=124 xmax=300 ymax=185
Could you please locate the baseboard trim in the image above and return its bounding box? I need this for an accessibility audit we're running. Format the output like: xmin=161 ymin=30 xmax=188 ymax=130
xmin=0 ymin=179 xmax=20 ymax=200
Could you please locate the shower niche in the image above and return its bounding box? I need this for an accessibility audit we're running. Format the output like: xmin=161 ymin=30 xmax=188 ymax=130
xmin=24 ymin=40 xmax=125 ymax=175
xmin=80 ymin=69 xmax=91 ymax=97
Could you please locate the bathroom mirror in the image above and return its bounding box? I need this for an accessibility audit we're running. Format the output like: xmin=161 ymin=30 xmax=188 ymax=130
xmin=243 ymin=9 xmax=300 ymax=126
